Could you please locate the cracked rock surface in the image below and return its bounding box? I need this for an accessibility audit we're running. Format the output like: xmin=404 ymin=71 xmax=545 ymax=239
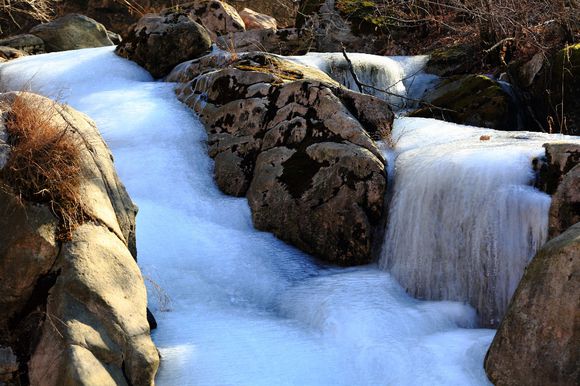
xmin=170 ymin=52 xmax=393 ymax=265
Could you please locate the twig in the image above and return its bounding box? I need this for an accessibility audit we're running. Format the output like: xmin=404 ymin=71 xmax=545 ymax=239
xmin=483 ymin=37 xmax=515 ymax=54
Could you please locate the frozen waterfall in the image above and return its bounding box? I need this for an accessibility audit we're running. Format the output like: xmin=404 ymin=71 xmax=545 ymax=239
xmin=378 ymin=118 xmax=577 ymax=326
xmin=289 ymin=53 xmax=437 ymax=109
xmin=0 ymin=47 xmax=496 ymax=386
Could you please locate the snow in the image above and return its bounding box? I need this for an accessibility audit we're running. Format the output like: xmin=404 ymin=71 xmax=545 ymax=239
xmin=1 ymin=47 xmax=495 ymax=385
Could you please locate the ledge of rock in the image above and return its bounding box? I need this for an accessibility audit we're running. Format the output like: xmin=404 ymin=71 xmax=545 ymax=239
xmin=30 ymin=14 xmax=113 ymax=52
xmin=0 ymin=92 xmax=157 ymax=385
xmin=170 ymin=51 xmax=392 ymax=265
xmin=484 ymin=221 xmax=580 ymax=386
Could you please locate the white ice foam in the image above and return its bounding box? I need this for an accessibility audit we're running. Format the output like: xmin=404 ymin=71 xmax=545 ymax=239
xmin=288 ymin=52 xmax=437 ymax=109
xmin=381 ymin=118 xmax=578 ymax=326
xmin=1 ymin=47 xmax=493 ymax=385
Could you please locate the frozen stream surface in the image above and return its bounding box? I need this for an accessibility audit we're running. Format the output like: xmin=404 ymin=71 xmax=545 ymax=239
xmin=0 ymin=47 xmax=500 ymax=385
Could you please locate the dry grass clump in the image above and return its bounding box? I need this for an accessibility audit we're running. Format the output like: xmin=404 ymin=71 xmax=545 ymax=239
xmin=0 ymin=94 xmax=84 ymax=239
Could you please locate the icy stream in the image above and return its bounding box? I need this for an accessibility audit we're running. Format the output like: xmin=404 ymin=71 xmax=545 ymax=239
xmin=1 ymin=46 xmax=566 ymax=385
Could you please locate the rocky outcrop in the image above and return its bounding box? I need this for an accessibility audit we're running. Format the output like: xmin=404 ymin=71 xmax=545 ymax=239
xmin=170 ymin=52 xmax=392 ymax=265
xmin=0 ymin=92 xmax=158 ymax=385
xmin=0 ymin=35 xmax=45 ymax=55
xmin=239 ymin=8 xmax=277 ymax=30
xmin=484 ymin=222 xmax=580 ymax=386
xmin=116 ymin=11 xmax=211 ymax=79
xmin=410 ymin=75 xmax=518 ymax=130
xmin=29 ymin=14 xmax=113 ymax=52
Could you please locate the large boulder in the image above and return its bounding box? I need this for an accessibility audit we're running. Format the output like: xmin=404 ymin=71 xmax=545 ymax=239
xmin=410 ymin=75 xmax=519 ymax=130
xmin=29 ymin=14 xmax=113 ymax=52
xmin=116 ymin=12 xmax=211 ymax=79
xmin=0 ymin=92 xmax=158 ymax=385
xmin=170 ymin=52 xmax=392 ymax=265
xmin=484 ymin=222 xmax=580 ymax=386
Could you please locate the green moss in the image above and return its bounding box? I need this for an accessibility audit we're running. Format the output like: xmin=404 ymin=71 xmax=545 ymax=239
xmin=410 ymin=74 xmax=516 ymax=129
xmin=335 ymin=0 xmax=391 ymax=29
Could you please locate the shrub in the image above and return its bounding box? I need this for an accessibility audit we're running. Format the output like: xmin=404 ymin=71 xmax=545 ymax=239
xmin=0 ymin=93 xmax=84 ymax=239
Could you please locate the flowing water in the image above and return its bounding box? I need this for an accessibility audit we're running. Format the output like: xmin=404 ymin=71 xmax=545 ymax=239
xmin=2 ymin=46 xmax=576 ymax=385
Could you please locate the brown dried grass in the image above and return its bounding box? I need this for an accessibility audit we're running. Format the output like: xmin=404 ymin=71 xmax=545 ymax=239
xmin=1 ymin=93 xmax=84 ymax=239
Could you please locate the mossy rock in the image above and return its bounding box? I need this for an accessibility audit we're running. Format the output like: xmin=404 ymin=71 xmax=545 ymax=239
xmin=410 ymin=75 xmax=517 ymax=130
xmin=424 ymin=44 xmax=478 ymax=77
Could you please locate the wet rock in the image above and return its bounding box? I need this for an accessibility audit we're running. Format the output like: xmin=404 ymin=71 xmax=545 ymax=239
xmin=410 ymin=75 xmax=518 ymax=130
xmin=239 ymin=8 xmax=277 ymax=30
xmin=484 ymin=222 xmax=580 ymax=386
xmin=0 ymin=92 xmax=157 ymax=385
xmin=115 ymin=12 xmax=211 ymax=79
xmin=0 ymin=34 xmax=44 ymax=55
xmin=30 ymin=14 xmax=113 ymax=52
xmin=172 ymin=52 xmax=392 ymax=265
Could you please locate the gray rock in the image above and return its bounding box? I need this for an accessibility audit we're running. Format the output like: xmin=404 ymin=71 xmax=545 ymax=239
xmin=30 ymin=14 xmax=113 ymax=52
xmin=115 ymin=12 xmax=211 ymax=78
xmin=173 ymin=52 xmax=392 ymax=265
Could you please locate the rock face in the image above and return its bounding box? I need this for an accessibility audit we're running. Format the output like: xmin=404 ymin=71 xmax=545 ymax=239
xmin=176 ymin=0 xmax=246 ymax=40
xmin=116 ymin=12 xmax=211 ymax=79
xmin=410 ymin=75 xmax=518 ymax=130
xmin=536 ymin=143 xmax=580 ymax=238
xmin=239 ymin=8 xmax=277 ymax=30
xmin=29 ymin=14 xmax=113 ymax=52
xmin=0 ymin=92 xmax=158 ymax=385
xmin=0 ymin=34 xmax=45 ymax=55
xmin=170 ymin=52 xmax=392 ymax=265
xmin=484 ymin=222 xmax=580 ymax=386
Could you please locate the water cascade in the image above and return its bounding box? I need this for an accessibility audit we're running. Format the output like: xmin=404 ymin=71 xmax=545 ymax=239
xmin=290 ymin=54 xmax=578 ymax=326
xmin=0 ymin=47 xmax=497 ymax=385
xmin=289 ymin=53 xmax=437 ymax=109
xmin=379 ymin=118 xmax=577 ymax=326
